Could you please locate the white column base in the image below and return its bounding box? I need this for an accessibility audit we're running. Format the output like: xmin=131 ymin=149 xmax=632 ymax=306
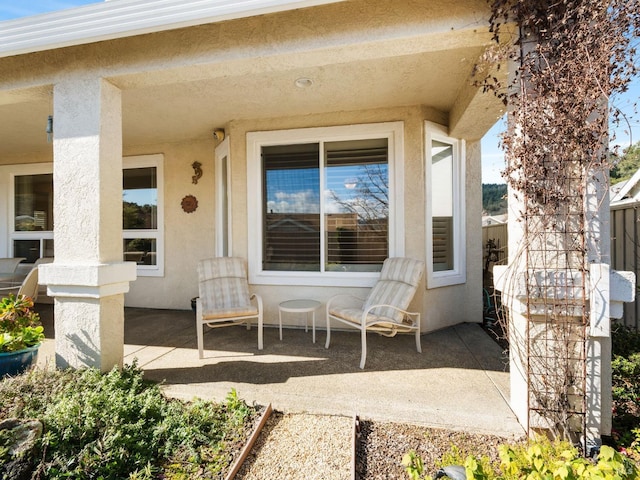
xmin=39 ymin=262 xmax=137 ymax=371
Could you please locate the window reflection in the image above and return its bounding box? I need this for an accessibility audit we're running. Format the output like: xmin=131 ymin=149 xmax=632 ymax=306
xmin=431 ymin=140 xmax=454 ymax=272
xmin=123 ymin=167 xmax=157 ymax=230
xmin=14 ymin=174 xmax=53 ymax=232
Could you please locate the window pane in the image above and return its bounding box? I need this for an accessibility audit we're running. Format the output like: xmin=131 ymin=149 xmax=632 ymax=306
xmin=325 ymin=139 xmax=388 ymax=272
xmin=431 ymin=140 xmax=454 ymax=271
xmin=262 ymin=144 xmax=320 ymax=271
xmin=123 ymin=167 xmax=157 ymax=229
xmin=123 ymin=238 xmax=156 ymax=265
xmin=14 ymin=240 xmax=41 ymax=263
xmin=14 ymin=174 xmax=54 ymax=231
xmin=43 ymin=239 xmax=54 ymax=258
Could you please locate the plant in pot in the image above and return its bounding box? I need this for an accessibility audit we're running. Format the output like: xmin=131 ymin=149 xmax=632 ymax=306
xmin=0 ymin=294 xmax=44 ymax=377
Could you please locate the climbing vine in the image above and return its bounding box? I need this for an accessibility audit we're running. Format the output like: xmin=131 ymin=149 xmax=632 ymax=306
xmin=480 ymin=0 xmax=639 ymax=447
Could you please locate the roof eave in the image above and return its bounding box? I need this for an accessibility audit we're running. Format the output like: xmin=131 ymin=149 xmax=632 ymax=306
xmin=0 ymin=0 xmax=345 ymax=58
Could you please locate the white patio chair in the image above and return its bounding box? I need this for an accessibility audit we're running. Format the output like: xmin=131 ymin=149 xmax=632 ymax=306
xmin=325 ymin=257 xmax=425 ymax=369
xmin=0 ymin=257 xmax=26 ymax=283
xmin=196 ymin=257 xmax=264 ymax=358
xmin=0 ymin=266 xmax=40 ymax=301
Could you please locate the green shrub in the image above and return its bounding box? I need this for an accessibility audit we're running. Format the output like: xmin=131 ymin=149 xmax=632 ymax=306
xmin=0 ymin=363 xmax=257 ymax=479
xmin=611 ymin=324 xmax=640 ymax=450
xmin=403 ymin=436 xmax=640 ymax=480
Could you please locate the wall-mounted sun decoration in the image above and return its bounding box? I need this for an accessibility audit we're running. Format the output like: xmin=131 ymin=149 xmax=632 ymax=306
xmin=181 ymin=195 xmax=198 ymax=213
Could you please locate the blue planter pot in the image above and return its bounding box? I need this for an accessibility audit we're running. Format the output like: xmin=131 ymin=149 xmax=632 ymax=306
xmin=0 ymin=344 xmax=40 ymax=377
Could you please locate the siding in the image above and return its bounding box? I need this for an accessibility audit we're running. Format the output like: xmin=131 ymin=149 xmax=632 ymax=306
xmin=482 ymin=223 xmax=508 ymax=272
xmin=611 ymin=204 xmax=640 ymax=331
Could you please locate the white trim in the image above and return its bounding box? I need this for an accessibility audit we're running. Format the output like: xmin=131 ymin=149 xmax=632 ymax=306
xmin=1 ymin=157 xmax=165 ymax=276
xmin=425 ymin=122 xmax=466 ymax=288
xmin=0 ymin=0 xmax=345 ymax=59
xmin=247 ymin=122 xmax=404 ymax=287
xmin=0 ymin=163 xmax=53 ymax=259
xmin=123 ymin=154 xmax=165 ymax=277
xmin=215 ymin=137 xmax=233 ymax=257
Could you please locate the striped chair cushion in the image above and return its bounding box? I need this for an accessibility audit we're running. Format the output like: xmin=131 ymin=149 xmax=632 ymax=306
xmin=198 ymin=258 xmax=253 ymax=318
xmin=363 ymin=257 xmax=425 ymax=323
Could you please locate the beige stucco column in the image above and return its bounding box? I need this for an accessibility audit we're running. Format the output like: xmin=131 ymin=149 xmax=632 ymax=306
xmin=39 ymin=77 xmax=136 ymax=372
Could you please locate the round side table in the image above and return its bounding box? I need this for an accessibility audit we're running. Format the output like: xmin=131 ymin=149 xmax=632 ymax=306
xmin=278 ymin=299 xmax=322 ymax=343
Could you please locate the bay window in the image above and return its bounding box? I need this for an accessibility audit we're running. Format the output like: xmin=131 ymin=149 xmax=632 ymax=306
xmin=425 ymin=123 xmax=466 ymax=288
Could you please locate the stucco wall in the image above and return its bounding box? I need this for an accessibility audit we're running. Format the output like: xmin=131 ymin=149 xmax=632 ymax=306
xmin=122 ymin=140 xmax=215 ymax=309
xmin=0 ymin=105 xmax=483 ymax=332
xmin=217 ymin=105 xmax=481 ymax=331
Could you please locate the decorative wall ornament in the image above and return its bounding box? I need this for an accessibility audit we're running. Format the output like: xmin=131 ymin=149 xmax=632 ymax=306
xmin=181 ymin=195 xmax=198 ymax=213
xmin=191 ymin=161 xmax=203 ymax=184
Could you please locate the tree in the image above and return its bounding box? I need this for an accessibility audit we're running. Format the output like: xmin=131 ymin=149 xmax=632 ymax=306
xmin=482 ymin=183 xmax=507 ymax=215
xmin=611 ymin=142 xmax=640 ymax=184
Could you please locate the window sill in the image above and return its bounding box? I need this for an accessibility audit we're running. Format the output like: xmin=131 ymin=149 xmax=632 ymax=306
xmin=250 ymin=270 xmax=380 ymax=288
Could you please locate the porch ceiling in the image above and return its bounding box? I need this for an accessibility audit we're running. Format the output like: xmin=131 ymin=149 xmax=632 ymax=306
xmin=0 ymin=45 xmax=492 ymax=159
xmin=0 ymin=0 xmax=506 ymax=159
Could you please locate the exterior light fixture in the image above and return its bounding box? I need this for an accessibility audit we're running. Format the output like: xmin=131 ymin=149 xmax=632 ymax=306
xmin=46 ymin=115 xmax=53 ymax=142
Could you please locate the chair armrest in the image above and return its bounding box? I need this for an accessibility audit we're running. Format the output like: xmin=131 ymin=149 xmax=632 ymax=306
xmin=250 ymin=293 xmax=263 ymax=312
xmin=0 ymin=283 xmax=20 ymax=294
xmin=326 ymin=294 xmax=365 ymax=311
xmin=362 ymin=303 xmax=421 ymax=327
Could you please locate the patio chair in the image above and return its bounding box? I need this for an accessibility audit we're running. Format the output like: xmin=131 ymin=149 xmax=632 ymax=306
xmin=325 ymin=257 xmax=425 ymax=369
xmin=0 ymin=257 xmax=25 ymax=283
xmin=0 ymin=266 xmax=40 ymax=301
xmin=196 ymin=257 xmax=263 ymax=358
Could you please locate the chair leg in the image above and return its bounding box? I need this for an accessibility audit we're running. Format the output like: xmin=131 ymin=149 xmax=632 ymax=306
xmin=325 ymin=316 xmax=331 ymax=349
xmin=359 ymin=326 xmax=367 ymax=369
xmin=257 ymin=313 xmax=264 ymax=350
xmin=415 ymin=329 xmax=422 ymax=353
xmin=197 ymin=320 xmax=204 ymax=359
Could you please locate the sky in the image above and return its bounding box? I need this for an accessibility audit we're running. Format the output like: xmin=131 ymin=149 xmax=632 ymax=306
xmin=1 ymin=0 xmax=638 ymax=185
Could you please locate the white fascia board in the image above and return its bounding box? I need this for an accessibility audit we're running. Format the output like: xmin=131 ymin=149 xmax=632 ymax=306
xmin=0 ymin=0 xmax=345 ymax=59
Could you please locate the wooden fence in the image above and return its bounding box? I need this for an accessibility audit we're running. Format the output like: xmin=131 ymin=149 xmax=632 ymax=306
xmin=482 ymin=223 xmax=508 ymax=275
xmin=483 ymin=214 xmax=639 ymax=331
xmin=611 ymin=204 xmax=640 ymax=331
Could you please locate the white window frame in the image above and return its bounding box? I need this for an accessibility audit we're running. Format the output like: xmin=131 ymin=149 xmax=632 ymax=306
xmin=425 ymin=122 xmax=466 ymax=288
xmin=1 ymin=156 xmax=165 ymax=276
xmin=2 ymin=164 xmax=54 ymax=261
xmin=123 ymin=154 xmax=165 ymax=277
xmin=215 ymin=136 xmax=233 ymax=257
xmin=247 ymin=122 xmax=405 ymax=287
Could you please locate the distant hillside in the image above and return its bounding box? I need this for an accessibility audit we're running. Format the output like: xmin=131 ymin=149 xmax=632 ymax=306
xmin=482 ymin=183 xmax=507 ymax=215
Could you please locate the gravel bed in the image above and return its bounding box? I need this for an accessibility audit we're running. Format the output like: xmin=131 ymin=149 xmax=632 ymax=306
xmin=234 ymin=411 xmax=522 ymax=479
xmin=356 ymin=420 xmax=516 ymax=479
xmin=236 ymin=412 xmax=353 ymax=480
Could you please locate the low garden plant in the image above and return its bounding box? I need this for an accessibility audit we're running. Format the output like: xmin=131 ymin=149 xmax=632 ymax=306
xmin=403 ymin=323 xmax=640 ymax=479
xmin=403 ymin=436 xmax=639 ymax=480
xmin=0 ymin=294 xmax=44 ymax=352
xmin=0 ymin=363 xmax=259 ymax=479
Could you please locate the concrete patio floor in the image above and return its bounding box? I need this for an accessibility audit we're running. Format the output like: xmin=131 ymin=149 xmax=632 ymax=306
xmin=36 ymin=304 xmax=524 ymax=439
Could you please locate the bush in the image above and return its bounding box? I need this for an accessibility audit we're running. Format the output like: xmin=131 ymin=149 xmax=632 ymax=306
xmin=403 ymin=436 xmax=640 ymax=480
xmin=0 ymin=363 xmax=258 ymax=479
xmin=611 ymin=323 xmax=640 ymax=451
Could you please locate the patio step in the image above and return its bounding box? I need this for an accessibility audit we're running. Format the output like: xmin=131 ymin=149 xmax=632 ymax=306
xmin=231 ymin=407 xmax=356 ymax=480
